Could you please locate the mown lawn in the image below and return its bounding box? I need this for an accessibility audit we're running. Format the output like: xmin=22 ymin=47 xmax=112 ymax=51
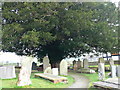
xmin=2 ymin=71 xmax=74 ymax=88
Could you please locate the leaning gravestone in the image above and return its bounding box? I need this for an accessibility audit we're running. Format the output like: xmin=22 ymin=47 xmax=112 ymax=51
xmin=111 ymin=65 xmax=117 ymax=78
xmin=43 ymin=56 xmax=50 ymax=71
xmin=83 ymin=59 xmax=89 ymax=69
xmin=98 ymin=58 xmax=105 ymax=80
xmin=52 ymin=68 xmax=58 ymax=75
xmin=60 ymin=60 xmax=68 ymax=75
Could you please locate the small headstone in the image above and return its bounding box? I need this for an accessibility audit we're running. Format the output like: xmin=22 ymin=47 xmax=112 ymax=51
xmin=60 ymin=60 xmax=68 ymax=75
xmin=52 ymin=68 xmax=58 ymax=75
xmin=116 ymin=65 xmax=120 ymax=77
xmin=83 ymin=59 xmax=89 ymax=69
xmin=44 ymin=67 xmax=52 ymax=74
xmin=98 ymin=58 xmax=105 ymax=80
xmin=43 ymin=56 xmax=50 ymax=71
xmin=77 ymin=59 xmax=82 ymax=69
xmin=109 ymin=58 xmax=114 ymax=66
xmin=73 ymin=63 xmax=77 ymax=71
xmin=73 ymin=60 xmax=76 ymax=66
xmin=32 ymin=62 xmax=38 ymax=70
xmin=111 ymin=65 xmax=117 ymax=78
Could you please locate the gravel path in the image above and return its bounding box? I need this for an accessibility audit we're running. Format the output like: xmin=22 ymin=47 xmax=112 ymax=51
xmin=68 ymin=72 xmax=90 ymax=88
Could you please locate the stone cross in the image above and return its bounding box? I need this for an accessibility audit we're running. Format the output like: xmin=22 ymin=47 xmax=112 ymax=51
xmin=43 ymin=56 xmax=50 ymax=71
xmin=111 ymin=65 xmax=117 ymax=78
xmin=60 ymin=60 xmax=68 ymax=75
xmin=98 ymin=58 xmax=105 ymax=80
xmin=83 ymin=59 xmax=89 ymax=69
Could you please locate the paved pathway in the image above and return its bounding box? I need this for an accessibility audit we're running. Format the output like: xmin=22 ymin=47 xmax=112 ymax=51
xmin=68 ymin=72 xmax=90 ymax=88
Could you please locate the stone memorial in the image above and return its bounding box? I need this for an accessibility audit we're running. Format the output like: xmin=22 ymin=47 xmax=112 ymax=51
xmin=43 ymin=56 xmax=50 ymax=71
xmin=73 ymin=60 xmax=76 ymax=66
xmin=77 ymin=59 xmax=82 ymax=69
xmin=83 ymin=59 xmax=89 ymax=69
xmin=73 ymin=63 xmax=77 ymax=71
xmin=17 ymin=56 xmax=33 ymax=86
xmin=111 ymin=65 xmax=117 ymax=78
xmin=116 ymin=65 xmax=120 ymax=77
xmin=60 ymin=60 xmax=68 ymax=75
xmin=32 ymin=62 xmax=38 ymax=70
xmin=0 ymin=65 xmax=16 ymax=79
xmin=52 ymin=68 xmax=58 ymax=75
xmin=44 ymin=67 xmax=52 ymax=74
xmin=98 ymin=58 xmax=105 ymax=80
xmin=109 ymin=58 xmax=114 ymax=66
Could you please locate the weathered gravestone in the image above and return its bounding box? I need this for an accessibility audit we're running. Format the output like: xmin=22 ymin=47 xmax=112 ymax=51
xmin=116 ymin=65 xmax=120 ymax=77
xmin=52 ymin=68 xmax=58 ymax=75
xmin=98 ymin=58 xmax=105 ymax=80
xmin=32 ymin=62 xmax=38 ymax=70
xmin=44 ymin=67 xmax=52 ymax=74
xmin=83 ymin=59 xmax=89 ymax=69
xmin=73 ymin=60 xmax=76 ymax=66
xmin=111 ymin=65 xmax=117 ymax=78
xmin=17 ymin=56 xmax=33 ymax=86
xmin=0 ymin=65 xmax=16 ymax=79
xmin=73 ymin=63 xmax=78 ymax=71
xmin=77 ymin=59 xmax=82 ymax=69
xmin=43 ymin=56 xmax=50 ymax=71
xmin=109 ymin=58 xmax=114 ymax=66
xmin=60 ymin=60 xmax=68 ymax=75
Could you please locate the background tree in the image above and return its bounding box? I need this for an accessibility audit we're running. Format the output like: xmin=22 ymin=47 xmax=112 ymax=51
xmin=2 ymin=2 xmax=118 ymax=66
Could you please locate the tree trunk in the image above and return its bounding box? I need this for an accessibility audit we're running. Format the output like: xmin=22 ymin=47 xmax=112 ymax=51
xmin=17 ymin=56 xmax=33 ymax=86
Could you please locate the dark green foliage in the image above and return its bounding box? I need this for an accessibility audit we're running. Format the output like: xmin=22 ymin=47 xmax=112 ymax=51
xmin=2 ymin=2 xmax=118 ymax=64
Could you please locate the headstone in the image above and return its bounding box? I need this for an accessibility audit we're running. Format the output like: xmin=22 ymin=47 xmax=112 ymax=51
xmin=109 ymin=58 xmax=114 ymax=66
xmin=0 ymin=65 xmax=16 ymax=79
xmin=52 ymin=68 xmax=58 ymax=75
xmin=116 ymin=65 xmax=120 ymax=77
xmin=60 ymin=60 xmax=68 ymax=75
xmin=77 ymin=59 xmax=82 ymax=69
xmin=32 ymin=62 xmax=38 ymax=70
xmin=17 ymin=56 xmax=33 ymax=86
xmin=73 ymin=63 xmax=77 ymax=71
xmin=43 ymin=56 xmax=50 ymax=71
xmin=83 ymin=59 xmax=89 ymax=69
xmin=111 ymin=65 xmax=117 ymax=78
xmin=44 ymin=67 xmax=52 ymax=74
xmin=98 ymin=58 xmax=105 ymax=80
xmin=73 ymin=60 xmax=76 ymax=66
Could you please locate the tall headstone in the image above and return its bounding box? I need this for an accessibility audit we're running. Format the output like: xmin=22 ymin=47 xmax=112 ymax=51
xmin=98 ymin=58 xmax=105 ymax=80
xmin=111 ymin=65 xmax=117 ymax=78
xmin=73 ymin=63 xmax=77 ymax=71
xmin=77 ymin=59 xmax=82 ymax=69
xmin=116 ymin=65 xmax=120 ymax=77
xmin=60 ymin=60 xmax=68 ymax=75
xmin=43 ymin=56 xmax=50 ymax=71
xmin=52 ymin=68 xmax=58 ymax=75
xmin=83 ymin=59 xmax=89 ymax=69
xmin=109 ymin=58 xmax=114 ymax=66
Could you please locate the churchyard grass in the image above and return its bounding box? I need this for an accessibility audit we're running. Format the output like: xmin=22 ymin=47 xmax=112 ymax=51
xmin=2 ymin=71 xmax=74 ymax=88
